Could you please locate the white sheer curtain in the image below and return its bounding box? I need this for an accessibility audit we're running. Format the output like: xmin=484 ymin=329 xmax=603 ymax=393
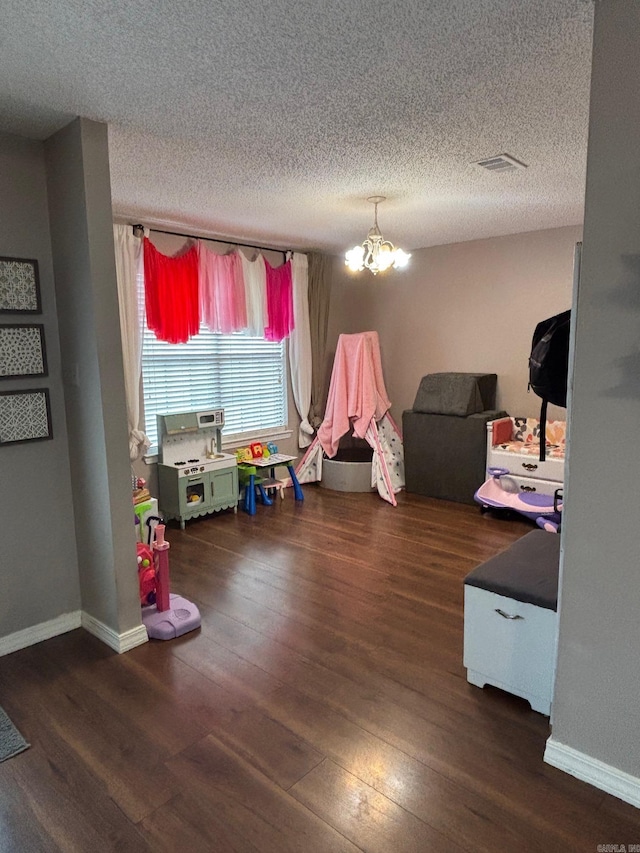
xmin=288 ymin=252 xmax=314 ymax=447
xmin=113 ymin=223 xmax=150 ymax=460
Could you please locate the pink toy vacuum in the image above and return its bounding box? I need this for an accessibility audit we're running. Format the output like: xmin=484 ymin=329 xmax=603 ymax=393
xmin=475 ymin=467 xmax=563 ymax=533
xmin=138 ymin=523 xmax=201 ymax=639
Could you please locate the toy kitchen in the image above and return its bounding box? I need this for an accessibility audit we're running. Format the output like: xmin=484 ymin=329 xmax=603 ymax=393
xmin=156 ymin=408 xmax=239 ymax=528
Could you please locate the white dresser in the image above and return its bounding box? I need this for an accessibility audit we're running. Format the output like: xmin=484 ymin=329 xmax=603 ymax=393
xmin=486 ymin=416 xmax=565 ymax=497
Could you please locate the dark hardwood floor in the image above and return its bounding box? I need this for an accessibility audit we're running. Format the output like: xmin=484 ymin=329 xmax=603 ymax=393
xmin=1 ymin=485 xmax=639 ymax=851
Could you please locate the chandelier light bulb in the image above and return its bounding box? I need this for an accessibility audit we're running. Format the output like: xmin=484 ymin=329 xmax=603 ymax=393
xmin=345 ymin=196 xmax=411 ymax=275
xmin=393 ymin=248 xmax=411 ymax=268
xmin=345 ymin=244 xmax=366 ymax=272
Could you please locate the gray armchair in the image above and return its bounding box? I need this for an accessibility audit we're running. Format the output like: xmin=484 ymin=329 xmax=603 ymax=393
xmin=402 ymin=372 xmax=507 ymax=504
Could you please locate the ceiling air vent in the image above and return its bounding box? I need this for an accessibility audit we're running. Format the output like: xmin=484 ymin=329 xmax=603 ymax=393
xmin=474 ymin=153 xmax=528 ymax=173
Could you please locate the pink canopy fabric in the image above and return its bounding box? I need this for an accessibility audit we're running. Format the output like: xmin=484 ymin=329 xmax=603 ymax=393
xmin=296 ymin=329 xmax=404 ymax=505
xmin=317 ymin=331 xmax=392 ymax=457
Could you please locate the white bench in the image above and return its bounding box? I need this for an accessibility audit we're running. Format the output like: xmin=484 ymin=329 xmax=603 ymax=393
xmin=463 ymin=530 xmax=560 ymax=715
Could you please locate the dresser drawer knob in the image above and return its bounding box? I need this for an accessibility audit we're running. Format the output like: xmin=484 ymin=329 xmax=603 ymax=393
xmin=520 ymin=485 xmax=536 ymax=492
xmin=495 ymin=608 xmax=524 ymax=620
xmin=522 ymin=462 xmax=538 ymax=471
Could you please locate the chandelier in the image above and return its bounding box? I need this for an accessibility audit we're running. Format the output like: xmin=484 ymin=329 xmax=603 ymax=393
xmin=345 ymin=196 xmax=411 ymax=275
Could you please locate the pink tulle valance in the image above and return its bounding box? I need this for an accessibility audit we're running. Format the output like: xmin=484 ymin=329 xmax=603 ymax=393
xmin=198 ymin=244 xmax=247 ymax=334
xmin=143 ymin=238 xmax=200 ymax=344
xmin=142 ymin=236 xmax=294 ymax=344
xmin=264 ymin=258 xmax=294 ymax=342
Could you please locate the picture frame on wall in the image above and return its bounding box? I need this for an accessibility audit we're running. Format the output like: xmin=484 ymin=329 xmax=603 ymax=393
xmin=0 ymin=388 xmax=52 ymax=445
xmin=0 ymin=256 xmax=41 ymax=313
xmin=0 ymin=324 xmax=47 ymax=379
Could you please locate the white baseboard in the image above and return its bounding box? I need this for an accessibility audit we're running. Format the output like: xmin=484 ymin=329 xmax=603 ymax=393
xmin=0 ymin=610 xmax=148 ymax=657
xmin=0 ymin=611 xmax=82 ymax=657
xmin=545 ymin=737 xmax=640 ymax=808
xmin=81 ymin=612 xmax=148 ymax=653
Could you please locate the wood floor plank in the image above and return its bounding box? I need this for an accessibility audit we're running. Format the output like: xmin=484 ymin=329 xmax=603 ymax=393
xmin=0 ymin=765 xmax=60 ymax=853
xmin=143 ymin=735 xmax=363 ymax=853
xmin=3 ymin=743 xmax=152 ymax=852
xmin=193 ymin=603 xmax=354 ymax=701
xmin=208 ymin=704 xmax=325 ymax=790
xmin=186 ymin=582 xmax=544 ymax=744
xmin=168 ymin=626 xmax=286 ymax=703
xmin=37 ymin=630 xmax=245 ymax=756
xmin=290 ymin=758 xmax=466 ymax=853
xmin=0 ymin=642 xmax=177 ymax=823
xmin=314 ymin=678 xmax=622 ymax=847
xmin=167 ymin=542 xmax=465 ymax=675
xmin=0 ymin=485 xmax=638 ymax=852
xmin=252 ymin=685 xmax=555 ymax=852
xmin=193 ymin=531 xmax=468 ymax=635
xmin=260 ymin=686 xmax=552 ymax=833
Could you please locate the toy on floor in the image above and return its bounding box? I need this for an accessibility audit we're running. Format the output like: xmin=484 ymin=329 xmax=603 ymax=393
xmin=138 ymin=523 xmax=202 ymax=639
xmin=475 ymin=467 xmax=562 ymax=533
xmin=137 ymin=542 xmax=156 ymax=605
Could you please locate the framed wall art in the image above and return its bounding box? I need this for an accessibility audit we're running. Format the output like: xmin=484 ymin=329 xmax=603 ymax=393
xmin=0 ymin=256 xmax=41 ymax=313
xmin=0 ymin=324 xmax=47 ymax=379
xmin=0 ymin=388 xmax=52 ymax=445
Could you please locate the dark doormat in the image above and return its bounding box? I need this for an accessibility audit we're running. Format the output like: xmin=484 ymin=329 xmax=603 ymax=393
xmin=0 ymin=706 xmax=29 ymax=762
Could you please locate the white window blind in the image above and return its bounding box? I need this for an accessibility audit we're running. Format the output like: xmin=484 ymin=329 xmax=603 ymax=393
xmin=141 ymin=325 xmax=287 ymax=451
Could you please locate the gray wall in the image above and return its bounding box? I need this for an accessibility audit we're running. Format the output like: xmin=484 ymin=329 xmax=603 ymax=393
xmin=45 ymin=119 xmax=142 ymax=634
xmin=328 ymin=224 xmax=581 ymax=423
xmin=0 ymin=132 xmax=81 ymax=636
xmin=551 ymin=0 xmax=640 ymax=779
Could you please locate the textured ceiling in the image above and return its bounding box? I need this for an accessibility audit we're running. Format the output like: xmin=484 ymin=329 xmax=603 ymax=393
xmin=0 ymin=0 xmax=594 ymax=252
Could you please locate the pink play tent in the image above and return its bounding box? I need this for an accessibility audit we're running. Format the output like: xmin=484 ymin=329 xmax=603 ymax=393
xmin=296 ymin=331 xmax=404 ymax=504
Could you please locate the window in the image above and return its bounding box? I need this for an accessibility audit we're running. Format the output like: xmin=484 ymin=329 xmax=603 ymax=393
xmin=141 ymin=326 xmax=287 ymax=452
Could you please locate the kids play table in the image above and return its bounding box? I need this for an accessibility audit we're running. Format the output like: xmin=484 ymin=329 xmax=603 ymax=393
xmin=238 ymin=453 xmax=304 ymax=514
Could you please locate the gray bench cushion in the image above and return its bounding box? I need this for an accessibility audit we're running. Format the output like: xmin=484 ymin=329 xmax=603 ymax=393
xmin=412 ymin=372 xmax=497 ymax=416
xmin=464 ymin=530 xmax=560 ymax=611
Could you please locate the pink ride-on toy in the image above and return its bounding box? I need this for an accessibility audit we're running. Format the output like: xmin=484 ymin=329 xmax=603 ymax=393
xmin=474 ymin=467 xmax=563 ymax=533
xmin=139 ymin=523 xmax=202 ymax=639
